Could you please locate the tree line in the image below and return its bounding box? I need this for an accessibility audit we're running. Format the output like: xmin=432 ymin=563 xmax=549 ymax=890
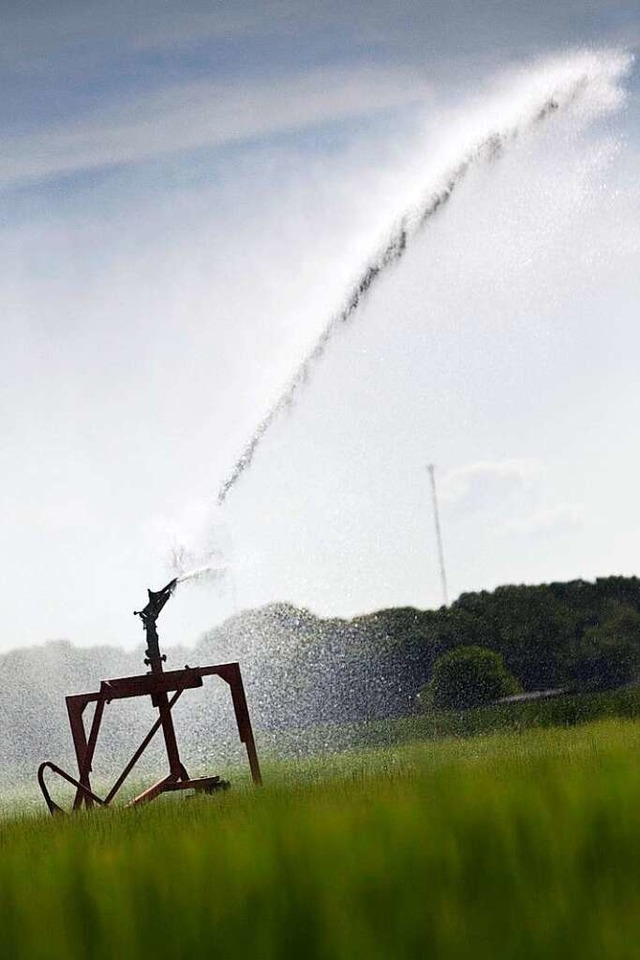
xmin=347 ymin=575 xmax=640 ymax=713
xmin=197 ymin=575 xmax=640 ymax=723
xmin=1 ymin=575 xmax=639 ymax=779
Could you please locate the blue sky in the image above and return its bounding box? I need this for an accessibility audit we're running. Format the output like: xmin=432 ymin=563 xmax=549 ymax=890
xmin=2 ymin=2 xmax=638 ymax=178
xmin=1 ymin=2 xmax=639 ymax=650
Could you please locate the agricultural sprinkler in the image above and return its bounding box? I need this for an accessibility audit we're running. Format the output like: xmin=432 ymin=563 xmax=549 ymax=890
xmin=37 ymin=578 xmax=262 ymax=814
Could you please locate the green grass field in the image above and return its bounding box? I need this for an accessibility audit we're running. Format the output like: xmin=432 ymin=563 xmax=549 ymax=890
xmin=2 ymin=719 xmax=640 ymax=959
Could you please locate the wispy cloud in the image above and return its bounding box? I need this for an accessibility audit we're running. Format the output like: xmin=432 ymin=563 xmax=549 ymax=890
xmin=0 ymin=64 xmax=429 ymax=189
xmin=440 ymin=458 xmax=544 ymax=504
xmin=440 ymin=460 xmax=584 ymax=537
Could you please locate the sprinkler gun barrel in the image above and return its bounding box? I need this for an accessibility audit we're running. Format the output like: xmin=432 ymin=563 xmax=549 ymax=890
xmin=134 ymin=577 xmax=178 ymax=627
xmin=134 ymin=578 xmax=178 ymax=670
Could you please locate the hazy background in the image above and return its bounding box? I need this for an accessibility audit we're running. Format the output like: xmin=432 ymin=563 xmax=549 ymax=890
xmin=1 ymin=1 xmax=639 ymax=652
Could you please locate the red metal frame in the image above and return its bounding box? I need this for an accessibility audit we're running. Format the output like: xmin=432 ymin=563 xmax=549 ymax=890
xmin=38 ymin=660 xmax=262 ymax=814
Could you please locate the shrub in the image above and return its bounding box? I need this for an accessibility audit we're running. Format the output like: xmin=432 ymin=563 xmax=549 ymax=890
xmin=425 ymin=646 xmax=519 ymax=710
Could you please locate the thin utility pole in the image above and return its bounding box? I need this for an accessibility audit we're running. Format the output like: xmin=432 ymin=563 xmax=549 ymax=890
xmin=427 ymin=464 xmax=449 ymax=607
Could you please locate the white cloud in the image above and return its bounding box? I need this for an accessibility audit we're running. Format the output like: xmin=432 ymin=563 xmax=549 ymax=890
xmin=440 ymin=459 xmax=544 ymax=504
xmin=439 ymin=463 xmax=583 ymax=539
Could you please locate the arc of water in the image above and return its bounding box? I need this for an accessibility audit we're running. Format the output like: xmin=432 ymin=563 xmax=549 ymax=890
xmin=216 ymin=62 xmax=622 ymax=504
xmin=176 ymin=563 xmax=227 ymax=584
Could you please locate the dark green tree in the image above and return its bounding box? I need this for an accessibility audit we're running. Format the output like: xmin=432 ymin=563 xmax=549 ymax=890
xmin=426 ymin=645 xmax=519 ymax=710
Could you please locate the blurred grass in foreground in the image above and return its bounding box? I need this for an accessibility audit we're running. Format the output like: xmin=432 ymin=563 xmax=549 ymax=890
xmin=1 ymin=719 xmax=640 ymax=959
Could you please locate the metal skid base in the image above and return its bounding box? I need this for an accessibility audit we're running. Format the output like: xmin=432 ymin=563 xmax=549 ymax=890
xmin=38 ymin=661 xmax=261 ymax=815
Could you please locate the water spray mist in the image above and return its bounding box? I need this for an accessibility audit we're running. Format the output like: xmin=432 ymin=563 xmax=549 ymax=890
xmin=217 ymin=51 xmax=631 ymax=504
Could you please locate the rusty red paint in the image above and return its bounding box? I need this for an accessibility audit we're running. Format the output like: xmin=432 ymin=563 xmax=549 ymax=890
xmin=37 ymin=580 xmax=262 ymax=814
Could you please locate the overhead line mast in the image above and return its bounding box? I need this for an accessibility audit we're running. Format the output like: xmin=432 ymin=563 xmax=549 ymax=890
xmin=427 ymin=464 xmax=449 ymax=607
